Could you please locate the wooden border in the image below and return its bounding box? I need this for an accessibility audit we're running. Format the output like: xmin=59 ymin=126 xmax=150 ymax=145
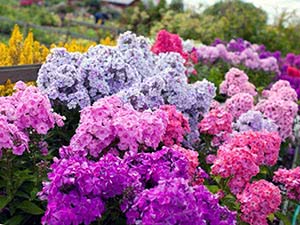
xmin=0 ymin=64 xmax=41 ymax=84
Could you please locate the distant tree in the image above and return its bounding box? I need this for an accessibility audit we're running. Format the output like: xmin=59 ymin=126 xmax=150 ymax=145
xmin=169 ymin=0 xmax=184 ymax=12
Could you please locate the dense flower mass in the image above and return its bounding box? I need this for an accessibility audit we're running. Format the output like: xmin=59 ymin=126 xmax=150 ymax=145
xmin=219 ymin=68 xmax=257 ymax=96
xmin=255 ymin=80 xmax=298 ymax=140
xmin=39 ymin=154 xmax=138 ymax=225
xmin=211 ymin=130 xmax=281 ymax=194
xmin=69 ymin=96 xmax=168 ymax=157
xmin=237 ymin=180 xmax=281 ymax=225
xmin=0 ymin=81 xmax=64 ymax=156
xmin=126 ymin=178 xmax=236 ymax=225
xmin=273 ymin=167 xmax=300 ymax=201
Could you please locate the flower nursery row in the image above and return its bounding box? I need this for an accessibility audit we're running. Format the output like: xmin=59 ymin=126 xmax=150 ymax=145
xmin=0 ymin=29 xmax=299 ymax=225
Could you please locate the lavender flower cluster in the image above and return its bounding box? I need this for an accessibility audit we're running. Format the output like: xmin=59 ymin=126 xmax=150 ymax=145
xmin=234 ymin=110 xmax=278 ymax=133
xmin=197 ymin=38 xmax=280 ymax=74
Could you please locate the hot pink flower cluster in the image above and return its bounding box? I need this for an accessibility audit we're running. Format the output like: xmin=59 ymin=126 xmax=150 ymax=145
xmin=198 ymin=107 xmax=233 ymax=146
xmin=0 ymin=81 xmax=64 ymax=156
xmin=71 ymin=96 xmax=190 ymax=158
xmin=256 ymin=80 xmax=298 ymax=140
xmin=237 ymin=180 xmax=281 ymax=225
xmin=151 ymin=30 xmax=188 ymax=61
xmin=219 ymin=68 xmax=257 ymax=96
xmin=224 ymin=93 xmax=254 ymax=119
xmin=273 ymin=167 xmax=300 ymax=201
xmin=211 ymin=130 xmax=281 ymax=194
xmin=159 ymin=105 xmax=190 ymax=146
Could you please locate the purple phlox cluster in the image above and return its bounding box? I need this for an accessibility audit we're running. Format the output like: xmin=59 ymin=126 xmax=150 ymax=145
xmin=234 ymin=110 xmax=278 ymax=133
xmin=197 ymin=38 xmax=279 ymax=74
xmin=39 ymin=153 xmax=139 ymax=225
xmin=0 ymin=81 xmax=64 ymax=156
xmin=126 ymin=178 xmax=236 ymax=225
xmin=219 ymin=68 xmax=257 ymax=96
xmin=224 ymin=93 xmax=254 ymax=119
xmin=255 ymin=80 xmax=298 ymax=140
xmin=41 ymin=143 xmax=215 ymax=225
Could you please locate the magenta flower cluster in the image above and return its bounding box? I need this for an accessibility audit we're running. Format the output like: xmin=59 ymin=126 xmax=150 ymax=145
xmin=273 ymin=167 xmax=300 ymax=201
xmin=0 ymin=81 xmax=64 ymax=156
xmin=224 ymin=93 xmax=254 ymax=119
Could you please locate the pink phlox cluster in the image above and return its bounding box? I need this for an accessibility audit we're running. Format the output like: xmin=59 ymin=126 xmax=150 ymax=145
xmin=211 ymin=131 xmax=281 ymax=194
xmin=262 ymin=80 xmax=298 ymax=102
xmin=224 ymin=93 xmax=254 ymax=119
xmin=237 ymin=180 xmax=281 ymax=225
xmin=273 ymin=167 xmax=300 ymax=201
xmin=256 ymin=80 xmax=298 ymax=140
xmin=0 ymin=81 xmax=64 ymax=156
xmin=198 ymin=107 xmax=233 ymax=146
xmin=0 ymin=115 xmax=29 ymax=156
xmin=70 ymin=96 xmax=170 ymax=158
xmin=159 ymin=105 xmax=190 ymax=146
xmin=219 ymin=68 xmax=257 ymax=96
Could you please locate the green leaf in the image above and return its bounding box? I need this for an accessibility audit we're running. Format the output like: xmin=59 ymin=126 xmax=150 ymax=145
xmin=0 ymin=196 xmax=12 ymax=210
xmin=206 ymin=185 xmax=219 ymax=193
xmin=17 ymin=200 xmax=44 ymax=215
xmin=275 ymin=212 xmax=292 ymax=225
xmin=4 ymin=215 xmax=26 ymax=225
xmin=268 ymin=213 xmax=275 ymax=222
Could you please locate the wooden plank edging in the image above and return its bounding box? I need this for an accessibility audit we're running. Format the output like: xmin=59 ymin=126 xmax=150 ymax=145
xmin=0 ymin=64 xmax=41 ymax=84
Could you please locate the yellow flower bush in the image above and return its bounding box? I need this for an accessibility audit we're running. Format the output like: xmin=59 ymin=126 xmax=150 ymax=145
xmin=0 ymin=25 xmax=116 ymax=66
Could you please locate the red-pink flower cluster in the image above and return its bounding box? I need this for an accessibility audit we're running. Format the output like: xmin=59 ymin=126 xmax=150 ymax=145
xmin=237 ymin=180 xmax=281 ymax=225
xmin=151 ymin=30 xmax=188 ymax=61
xmin=273 ymin=167 xmax=300 ymax=201
xmin=159 ymin=105 xmax=190 ymax=146
xmin=256 ymin=80 xmax=298 ymax=140
xmin=211 ymin=131 xmax=281 ymax=194
xmin=198 ymin=107 xmax=232 ymax=146
xmin=224 ymin=93 xmax=254 ymax=119
xmin=219 ymin=68 xmax=257 ymax=97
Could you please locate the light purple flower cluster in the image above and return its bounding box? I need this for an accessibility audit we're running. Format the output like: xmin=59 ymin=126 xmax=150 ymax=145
xmin=234 ymin=110 xmax=278 ymax=133
xmin=0 ymin=81 xmax=64 ymax=156
xmin=126 ymin=178 xmax=236 ymax=225
xmin=197 ymin=39 xmax=279 ymax=74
